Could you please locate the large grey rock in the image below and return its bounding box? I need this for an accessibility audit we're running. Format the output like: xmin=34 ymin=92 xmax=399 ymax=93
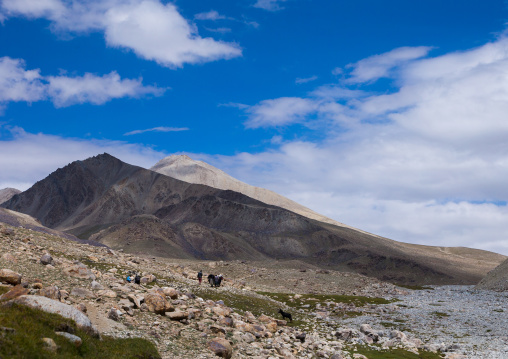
xmin=6 ymin=295 xmax=99 ymax=337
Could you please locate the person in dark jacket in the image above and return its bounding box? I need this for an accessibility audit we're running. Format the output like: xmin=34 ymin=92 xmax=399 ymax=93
xmin=197 ymin=270 xmax=203 ymax=285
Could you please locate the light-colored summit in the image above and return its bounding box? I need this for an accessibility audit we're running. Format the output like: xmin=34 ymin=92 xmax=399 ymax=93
xmin=151 ymin=155 xmax=349 ymax=228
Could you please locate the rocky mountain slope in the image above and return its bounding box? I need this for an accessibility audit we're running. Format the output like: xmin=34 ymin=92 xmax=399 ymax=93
xmin=2 ymin=153 xmax=505 ymax=285
xmin=475 ymin=257 xmax=508 ymax=291
xmin=0 ymin=187 xmax=21 ymax=204
xmin=1 ymin=221 xmax=506 ymax=359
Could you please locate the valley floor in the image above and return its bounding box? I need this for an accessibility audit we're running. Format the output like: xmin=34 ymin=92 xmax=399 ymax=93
xmin=340 ymin=285 xmax=508 ymax=358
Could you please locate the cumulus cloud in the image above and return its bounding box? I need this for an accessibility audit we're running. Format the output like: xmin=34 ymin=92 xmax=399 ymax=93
xmin=124 ymin=126 xmax=189 ymax=136
xmin=0 ymin=56 xmax=162 ymax=109
xmin=1 ymin=0 xmax=242 ymax=68
xmin=202 ymin=36 xmax=508 ymax=255
xmin=0 ymin=126 xmax=167 ymax=191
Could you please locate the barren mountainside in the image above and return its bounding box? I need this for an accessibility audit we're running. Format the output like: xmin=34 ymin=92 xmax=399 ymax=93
xmin=2 ymin=153 xmax=505 ymax=285
xmin=0 ymin=187 xmax=21 ymax=204
xmin=475 ymin=258 xmax=508 ymax=291
xmin=151 ymin=155 xmax=351 ymax=228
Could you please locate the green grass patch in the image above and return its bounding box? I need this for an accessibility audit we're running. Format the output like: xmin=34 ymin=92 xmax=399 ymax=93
xmin=0 ymin=303 xmax=160 ymax=358
xmin=193 ymin=288 xmax=306 ymax=327
xmin=257 ymin=291 xmax=393 ymax=311
xmin=349 ymin=345 xmax=444 ymax=358
xmin=0 ymin=286 xmax=10 ymax=296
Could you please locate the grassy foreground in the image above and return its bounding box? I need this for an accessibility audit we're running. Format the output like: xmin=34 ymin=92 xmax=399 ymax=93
xmin=0 ymin=302 xmax=160 ymax=359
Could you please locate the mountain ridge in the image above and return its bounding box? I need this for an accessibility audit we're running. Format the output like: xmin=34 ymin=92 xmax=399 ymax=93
xmin=2 ymin=153 xmax=505 ymax=285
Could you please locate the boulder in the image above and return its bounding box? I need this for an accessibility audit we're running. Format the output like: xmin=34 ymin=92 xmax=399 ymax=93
xmin=97 ymin=290 xmax=117 ymax=298
xmin=70 ymin=287 xmax=95 ymax=299
xmin=63 ymin=263 xmax=95 ymax=280
xmin=90 ymin=281 xmax=104 ymax=291
xmin=162 ymin=287 xmax=178 ymax=299
xmin=208 ymin=338 xmax=233 ymax=359
xmin=127 ymin=294 xmax=141 ymax=308
xmin=166 ymin=310 xmax=188 ymax=321
xmin=0 ymin=269 xmax=22 ymax=285
xmin=40 ymin=286 xmax=61 ymax=301
xmin=0 ymin=284 xmax=29 ymax=300
xmin=6 ymin=295 xmax=99 ymax=337
xmin=144 ymin=292 xmax=173 ymax=315
xmin=40 ymin=254 xmax=54 ymax=266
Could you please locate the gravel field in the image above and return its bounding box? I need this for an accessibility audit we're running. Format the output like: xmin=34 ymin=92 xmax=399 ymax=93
xmin=342 ymin=285 xmax=508 ymax=358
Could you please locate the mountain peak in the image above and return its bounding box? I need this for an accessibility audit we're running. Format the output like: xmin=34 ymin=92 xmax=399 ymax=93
xmin=150 ymin=154 xmax=349 ymax=228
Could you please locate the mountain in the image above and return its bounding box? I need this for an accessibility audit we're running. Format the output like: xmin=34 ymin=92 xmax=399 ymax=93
xmin=2 ymin=153 xmax=505 ymax=285
xmin=0 ymin=188 xmax=21 ymax=204
xmin=475 ymin=258 xmax=508 ymax=291
xmin=151 ymin=155 xmax=352 ymax=229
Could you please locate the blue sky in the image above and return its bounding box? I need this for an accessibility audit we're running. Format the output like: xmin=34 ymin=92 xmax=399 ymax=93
xmin=2 ymin=0 xmax=508 ymax=254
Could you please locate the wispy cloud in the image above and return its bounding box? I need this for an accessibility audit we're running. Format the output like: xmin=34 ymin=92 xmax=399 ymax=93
xmin=253 ymin=0 xmax=288 ymax=11
xmin=124 ymin=127 xmax=189 ymax=136
xmin=195 ymin=10 xmax=226 ymax=21
xmin=0 ymin=57 xmax=162 ymax=110
xmin=295 ymin=75 xmax=318 ymax=84
xmin=1 ymin=0 xmax=242 ymax=68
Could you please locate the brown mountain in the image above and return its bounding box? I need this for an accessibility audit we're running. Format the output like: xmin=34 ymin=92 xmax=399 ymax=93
xmin=475 ymin=258 xmax=508 ymax=291
xmin=2 ymin=153 xmax=504 ymax=285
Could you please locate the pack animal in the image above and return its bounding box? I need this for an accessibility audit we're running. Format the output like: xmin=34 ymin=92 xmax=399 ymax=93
xmin=278 ymin=308 xmax=292 ymax=322
xmin=208 ymin=274 xmax=223 ymax=287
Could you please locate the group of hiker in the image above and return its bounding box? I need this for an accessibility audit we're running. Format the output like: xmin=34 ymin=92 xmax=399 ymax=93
xmin=126 ymin=273 xmax=141 ymax=284
xmin=125 ymin=270 xmax=223 ymax=288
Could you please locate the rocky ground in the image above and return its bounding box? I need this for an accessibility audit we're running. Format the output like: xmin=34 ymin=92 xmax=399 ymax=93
xmin=1 ymin=222 xmax=506 ymax=358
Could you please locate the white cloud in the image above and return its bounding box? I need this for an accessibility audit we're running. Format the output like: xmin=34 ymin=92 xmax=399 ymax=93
xmin=1 ymin=0 xmax=242 ymax=68
xmin=253 ymin=0 xmax=287 ymax=11
xmin=0 ymin=57 xmax=45 ymax=104
xmin=47 ymin=71 xmax=163 ymax=107
xmin=199 ymin=36 xmax=508 ymax=255
xmin=124 ymin=126 xmax=189 ymax=136
xmin=0 ymin=126 xmax=167 ymax=191
xmin=0 ymin=56 xmax=162 ymax=109
xmin=245 ymin=97 xmax=319 ymax=128
xmin=295 ymin=75 xmax=318 ymax=84
xmin=195 ymin=10 xmax=226 ymax=21
xmin=347 ymin=46 xmax=432 ymax=84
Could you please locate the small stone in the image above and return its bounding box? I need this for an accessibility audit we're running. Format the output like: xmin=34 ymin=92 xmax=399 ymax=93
xmin=55 ymin=332 xmax=82 ymax=347
xmin=75 ymin=303 xmax=87 ymax=313
xmin=90 ymin=281 xmax=104 ymax=291
xmin=42 ymin=337 xmax=58 ymax=352
xmin=1 ymin=253 xmax=17 ymax=263
xmin=108 ymin=308 xmax=121 ymax=321
xmin=40 ymin=254 xmax=54 ymax=266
